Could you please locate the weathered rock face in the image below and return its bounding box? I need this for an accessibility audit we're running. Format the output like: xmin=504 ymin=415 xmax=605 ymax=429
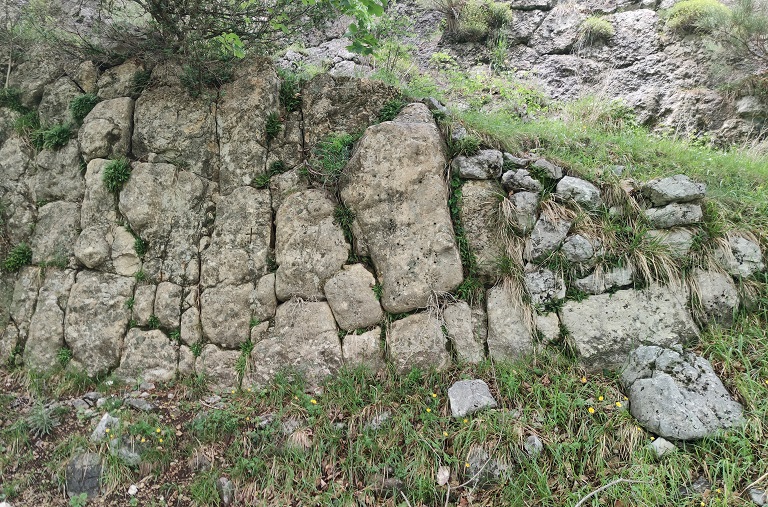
xmin=132 ymin=74 xmax=218 ymax=179
xmin=641 ymin=175 xmax=706 ymax=207
xmin=79 ymin=97 xmax=134 ymax=162
xmin=443 ymin=301 xmax=485 ymax=364
xmin=119 ymin=162 xmax=207 ymax=284
xmin=644 ymin=203 xmax=703 ymax=229
xmin=65 ymin=271 xmax=134 ymax=376
xmin=691 ymin=269 xmax=739 ymax=326
xmin=114 ymin=329 xmax=178 ymax=383
xmin=525 ymin=215 xmax=572 ymax=262
xmin=24 ymin=269 xmax=76 ymax=371
xmin=201 ymin=186 xmax=271 ymax=287
xmin=30 ymin=201 xmax=80 ymax=265
xmin=715 ymin=236 xmax=765 ymax=278
xmin=486 ymin=285 xmax=534 ymax=361
xmin=342 ymin=327 xmax=385 ymax=372
xmin=341 ymin=104 xmax=463 ymax=313
xmin=275 ymin=190 xmax=349 ymax=301
xmin=34 ymin=140 xmax=84 ymax=203
xmin=195 ymin=344 xmax=241 ymax=390
xmin=451 ymin=150 xmax=503 ymax=180
xmin=555 ymin=176 xmax=602 ymax=209
xmin=560 ymin=284 xmax=699 ymax=370
xmin=461 ymin=180 xmax=506 ymax=279
xmin=250 ymin=300 xmax=342 ymax=386
xmin=387 ymin=312 xmax=451 ymax=374
xmin=217 ymin=59 xmax=279 ymax=194
xmin=200 ymin=284 xmax=252 ymax=349
xmin=39 ymin=76 xmax=81 ymax=125
xmin=324 ymin=264 xmax=383 ymax=330
xmin=622 ymin=345 xmax=744 ymax=440
xmin=302 ymin=74 xmax=398 ymax=148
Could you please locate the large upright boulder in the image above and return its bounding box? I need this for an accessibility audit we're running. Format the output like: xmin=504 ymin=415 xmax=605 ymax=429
xmin=217 ymin=59 xmax=279 ymax=194
xmin=119 ymin=162 xmax=207 ymax=284
xmin=132 ymin=68 xmax=218 ymax=178
xmin=486 ymin=285 xmax=534 ymax=361
xmin=274 ymin=190 xmax=349 ymax=301
xmin=34 ymin=140 xmax=84 ymax=203
xmin=559 ymin=284 xmax=699 ymax=370
xmin=387 ymin=312 xmax=451 ymax=374
xmin=65 ymin=271 xmax=135 ymax=376
xmin=250 ymin=301 xmax=342 ymax=386
xmin=201 ymin=186 xmax=272 ymax=287
xmin=24 ymin=269 xmax=76 ymax=372
xmin=340 ymin=104 xmax=463 ymax=313
xmin=460 ymin=180 xmax=506 ymax=280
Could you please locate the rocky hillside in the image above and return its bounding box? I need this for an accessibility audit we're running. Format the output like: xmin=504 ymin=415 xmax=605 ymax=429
xmin=1 ymin=1 xmax=767 ymax=506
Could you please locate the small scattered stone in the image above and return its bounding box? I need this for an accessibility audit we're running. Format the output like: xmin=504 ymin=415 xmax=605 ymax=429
xmin=364 ymin=410 xmax=391 ymax=431
xmin=370 ymin=473 xmax=405 ymax=498
xmin=749 ymin=488 xmax=767 ymax=506
xmin=139 ymin=382 xmax=155 ymax=391
xmin=641 ymin=175 xmax=706 ymax=206
xmin=649 ymin=437 xmax=676 ymax=458
xmin=90 ymin=413 xmax=120 ymax=442
xmin=531 ymin=158 xmax=563 ymax=180
xmin=124 ymin=397 xmax=156 ymax=412
xmin=524 ymin=435 xmax=543 ymax=457
xmin=680 ymin=475 xmax=711 ymax=497
xmin=189 ymin=450 xmax=212 ymax=472
xmin=448 ymin=379 xmax=498 ymax=417
xmin=216 ymin=477 xmax=235 ymax=506
xmin=82 ymin=392 xmax=101 ymax=404
xmin=128 ymin=484 xmax=138 ymax=496
xmin=66 ymin=452 xmax=102 ymax=498
xmin=501 ymin=169 xmax=542 ymax=192
xmin=437 ymin=465 xmax=451 ymax=486
xmin=71 ymin=399 xmax=89 ymax=411
xmin=502 ymin=153 xmax=530 ymax=168
xmin=451 ymin=149 xmax=503 ymax=180
xmin=644 ymin=203 xmax=703 ymax=229
xmin=555 ymin=176 xmax=602 ymax=209
xmin=464 ymin=447 xmax=506 ymax=488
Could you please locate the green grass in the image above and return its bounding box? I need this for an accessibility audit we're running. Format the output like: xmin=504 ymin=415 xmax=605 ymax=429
xmin=265 ymin=112 xmax=282 ymax=143
xmin=665 ymin=0 xmax=730 ymax=33
xmin=0 ymin=87 xmax=29 ymax=114
xmin=304 ymin=132 xmax=360 ymax=187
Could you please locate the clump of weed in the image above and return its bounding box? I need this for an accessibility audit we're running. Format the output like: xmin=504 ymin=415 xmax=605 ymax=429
xmin=27 ymin=404 xmax=57 ymax=438
xmin=0 ymin=87 xmax=29 ymax=113
xmin=102 ymin=157 xmax=131 ymax=193
xmin=449 ymin=133 xmax=481 ymax=157
xmin=278 ymin=68 xmax=304 ymax=113
xmin=57 ymin=347 xmax=73 ymax=367
xmin=134 ymin=236 xmax=148 ymax=257
xmin=265 ymin=112 xmax=282 ymax=143
xmin=3 ymin=243 xmax=32 ymax=272
xmin=69 ymin=94 xmax=100 ymax=124
xmin=579 ymin=16 xmax=615 ymax=44
xmin=665 ymin=0 xmax=729 ymax=33
xmin=305 ymin=132 xmax=359 ymax=187
xmin=35 ymin=124 xmax=71 ymax=150
xmin=378 ymin=98 xmax=407 ymax=122
xmin=333 ymin=204 xmax=356 ymax=244
xmin=131 ymin=69 xmax=152 ymax=96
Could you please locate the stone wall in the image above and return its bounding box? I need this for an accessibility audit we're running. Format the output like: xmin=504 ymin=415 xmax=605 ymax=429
xmin=0 ymin=55 xmax=765 ymax=390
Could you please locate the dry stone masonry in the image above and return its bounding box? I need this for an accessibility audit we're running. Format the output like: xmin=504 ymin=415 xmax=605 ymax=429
xmin=0 ymin=54 xmax=764 ymax=442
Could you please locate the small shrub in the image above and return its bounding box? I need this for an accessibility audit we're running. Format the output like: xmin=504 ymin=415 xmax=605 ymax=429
xmin=14 ymin=111 xmax=40 ymax=138
xmin=254 ymin=173 xmax=272 ymax=189
xmin=309 ymin=132 xmax=359 ymax=186
xmin=665 ymin=0 xmax=729 ymax=33
xmin=265 ymin=112 xmax=282 ymax=143
xmin=69 ymin=94 xmax=100 ymax=124
xmin=102 ymin=157 xmax=131 ymax=193
xmin=378 ymin=98 xmax=407 ymax=122
xmin=148 ymin=315 xmax=160 ymax=329
xmin=0 ymin=87 xmax=28 ymax=113
xmin=190 ymin=341 xmax=204 ymax=358
xmin=579 ymin=16 xmax=615 ymax=44
xmin=453 ymin=0 xmax=511 ymax=43
xmin=27 ymin=404 xmax=57 ymax=438
xmin=169 ymin=329 xmax=181 ymax=341
xmin=3 ymin=243 xmax=32 ymax=272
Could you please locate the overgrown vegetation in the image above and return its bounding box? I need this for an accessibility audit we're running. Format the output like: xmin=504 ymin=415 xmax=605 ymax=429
xmin=3 ymin=243 xmax=32 ymax=272
xmin=69 ymin=94 xmax=100 ymax=124
xmin=579 ymin=16 xmax=616 ymax=44
xmin=304 ymin=132 xmax=360 ymax=187
xmin=665 ymin=0 xmax=730 ymax=33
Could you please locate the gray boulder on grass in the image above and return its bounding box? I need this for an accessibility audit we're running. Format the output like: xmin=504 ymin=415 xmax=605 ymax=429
xmin=448 ymin=379 xmax=498 ymax=417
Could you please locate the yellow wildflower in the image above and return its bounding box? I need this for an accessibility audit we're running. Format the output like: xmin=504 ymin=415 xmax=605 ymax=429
xmin=431 ymin=393 xmax=437 ymax=398
xmin=426 ymin=408 xmax=431 ymax=413
xmin=443 ymin=431 xmax=448 ymax=437
xmin=465 ymin=462 xmax=470 ymax=468
xmin=580 ymin=376 xmax=587 ymax=383
xmin=105 ymin=428 xmax=110 ymax=433
xmin=141 ymin=438 xmax=146 ymax=443
xmin=159 ymin=438 xmax=163 ymax=443
xmin=155 ymin=428 xmax=161 ymax=433
xmin=310 ymin=399 xmax=317 ymax=405
xmin=588 ymin=407 xmax=595 ymax=414
xmin=615 ymin=401 xmax=622 ymax=408
xmin=246 ymin=417 xmax=250 ymax=421
xmin=463 ymin=418 xmax=468 ymax=424
xmin=598 ymin=395 xmax=604 ymax=401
